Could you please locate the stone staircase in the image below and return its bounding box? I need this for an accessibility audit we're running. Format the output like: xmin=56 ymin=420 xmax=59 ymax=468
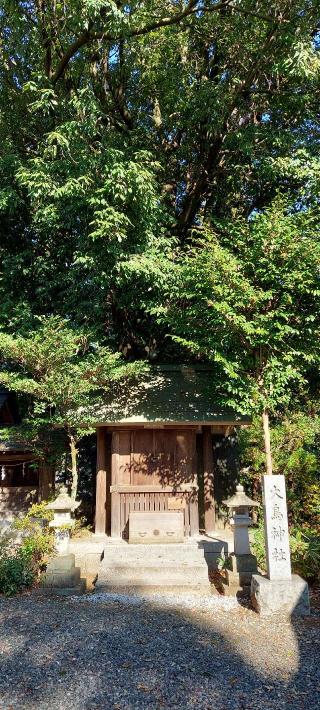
xmin=95 ymin=541 xmax=212 ymax=593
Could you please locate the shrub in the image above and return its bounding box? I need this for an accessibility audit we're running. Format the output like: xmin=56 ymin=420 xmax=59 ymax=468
xmin=14 ymin=499 xmax=54 ymax=526
xmin=289 ymin=527 xmax=320 ymax=583
xmin=238 ymin=411 xmax=320 ymax=529
xmin=0 ymin=503 xmax=54 ymax=596
xmin=251 ymin=522 xmax=320 ymax=583
xmin=250 ymin=523 xmax=267 ymax=570
xmin=71 ymin=515 xmax=93 ymax=538
xmin=0 ymin=552 xmax=34 ymax=597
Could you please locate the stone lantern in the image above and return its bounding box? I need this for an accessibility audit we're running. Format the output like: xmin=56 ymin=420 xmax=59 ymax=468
xmin=40 ymin=487 xmax=84 ymax=595
xmin=46 ymin=486 xmax=80 ymax=555
xmin=223 ymin=484 xmax=260 ymax=589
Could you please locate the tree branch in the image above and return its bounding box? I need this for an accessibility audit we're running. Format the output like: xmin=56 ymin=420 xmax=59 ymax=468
xmin=52 ymin=30 xmax=92 ymax=83
xmin=176 ymin=15 xmax=286 ymax=236
xmin=52 ymin=0 xmax=231 ymax=84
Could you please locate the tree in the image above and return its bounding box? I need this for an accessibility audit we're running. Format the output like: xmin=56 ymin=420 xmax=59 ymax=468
xmin=239 ymin=409 xmax=320 ymax=528
xmin=0 ymin=1 xmax=319 ymax=355
xmin=0 ymin=317 xmax=144 ymax=498
xmin=154 ymin=199 xmax=320 ymax=473
xmin=0 ymin=1 xmax=320 ymax=489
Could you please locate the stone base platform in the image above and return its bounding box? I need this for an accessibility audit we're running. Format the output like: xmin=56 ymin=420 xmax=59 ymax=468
xmin=41 ymin=554 xmax=85 ymax=594
xmin=226 ymin=553 xmax=258 ymax=588
xmin=69 ymin=537 xmax=105 ymax=577
xmin=251 ymin=573 xmax=310 ymax=617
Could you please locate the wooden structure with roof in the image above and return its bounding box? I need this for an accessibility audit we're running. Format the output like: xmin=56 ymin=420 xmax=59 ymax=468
xmin=0 ymin=388 xmax=53 ymax=521
xmin=93 ymin=366 xmax=250 ymax=538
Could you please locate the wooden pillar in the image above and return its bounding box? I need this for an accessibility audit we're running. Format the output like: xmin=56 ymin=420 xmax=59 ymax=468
xmin=203 ymin=426 xmax=215 ymax=534
xmin=95 ymin=427 xmax=107 ymax=534
xmin=111 ymin=431 xmax=121 ymax=537
xmin=189 ymin=430 xmax=199 ymax=537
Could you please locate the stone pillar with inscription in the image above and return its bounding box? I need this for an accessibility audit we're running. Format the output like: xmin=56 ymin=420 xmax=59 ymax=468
xmin=251 ymin=475 xmax=310 ymax=617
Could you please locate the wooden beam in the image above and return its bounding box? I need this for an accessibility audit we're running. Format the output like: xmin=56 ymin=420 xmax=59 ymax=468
xmin=110 ymin=483 xmax=199 ymax=493
xmin=0 ymin=452 xmax=34 ymax=461
xmin=203 ymin=425 xmax=215 ymax=534
xmin=95 ymin=428 xmax=107 ymax=534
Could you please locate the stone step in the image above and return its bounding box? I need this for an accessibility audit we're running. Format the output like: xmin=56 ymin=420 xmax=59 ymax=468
xmin=103 ymin=542 xmax=204 ymax=551
xmin=103 ymin=546 xmax=205 ymax=562
xmin=94 ymin=584 xmax=212 ymax=595
xmin=35 ymin=580 xmax=86 ymax=596
xmin=41 ymin=566 xmax=81 ymax=589
xmin=96 ymin=580 xmax=211 ymax=591
xmin=102 ymin=559 xmax=207 ymax=571
xmin=97 ymin=565 xmax=209 ymax=586
xmin=100 ymin=559 xmax=207 ymax=571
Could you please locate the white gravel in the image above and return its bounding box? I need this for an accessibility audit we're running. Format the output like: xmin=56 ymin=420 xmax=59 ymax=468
xmin=0 ymin=592 xmax=319 ymax=710
xmin=71 ymin=591 xmax=240 ymax=610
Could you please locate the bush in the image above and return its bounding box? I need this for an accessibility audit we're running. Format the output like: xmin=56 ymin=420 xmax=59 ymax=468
xmin=0 ymin=502 xmax=54 ymax=596
xmin=251 ymin=522 xmax=320 ymax=583
xmin=15 ymin=499 xmax=54 ymax=526
xmin=238 ymin=411 xmax=320 ymax=529
xmin=0 ymin=552 xmax=34 ymax=597
xmin=71 ymin=515 xmax=93 ymax=538
xmin=289 ymin=527 xmax=320 ymax=583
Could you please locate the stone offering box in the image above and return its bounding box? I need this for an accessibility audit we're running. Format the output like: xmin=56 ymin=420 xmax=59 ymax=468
xmin=129 ymin=510 xmax=184 ymax=544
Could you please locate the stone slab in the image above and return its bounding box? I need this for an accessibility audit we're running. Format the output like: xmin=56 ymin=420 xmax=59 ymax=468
xmin=97 ymin=565 xmax=209 ymax=585
xmin=46 ymin=554 xmax=76 ymax=573
xmin=263 ymin=475 xmax=291 ymax=580
xmin=69 ymin=539 xmax=105 ymax=575
xmin=35 ymin=581 xmax=86 ymax=596
xmin=41 ymin=567 xmax=81 ymax=588
xmin=71 ymin=553 xmax=103 ymax=574
xmin=95 ymin=583 xmax=213 ymax=595
xmin=251 ymin=573 xmax=310 ymax=617
xmin=129 ymin=510 xmax=184 ymax=544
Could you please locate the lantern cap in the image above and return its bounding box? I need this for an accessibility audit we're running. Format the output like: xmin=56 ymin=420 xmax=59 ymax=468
xmin=46 ymin=486 xmax=80 ymax=512
xmin=223 ymin=484 xmax=260 ymax=509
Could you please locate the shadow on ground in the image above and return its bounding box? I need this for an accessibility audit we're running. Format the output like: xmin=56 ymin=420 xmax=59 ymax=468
xmin=0 ymin=590 xmax=319 ymax=710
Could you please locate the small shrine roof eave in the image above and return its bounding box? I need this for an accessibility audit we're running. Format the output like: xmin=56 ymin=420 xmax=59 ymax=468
xmin=80 ymin=366 xmax=251 ymax=428
xmin=94 ymin=418 xmax=251 ymax=428
xmin=0 ymin=440 xmax=34 ymax=453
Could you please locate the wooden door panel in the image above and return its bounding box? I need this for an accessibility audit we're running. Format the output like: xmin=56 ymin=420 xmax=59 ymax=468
xmin=131 ymin=430 xmax=154 ymax=485
xmin=118 ymin=431 xmax=131 ymax=485
xmin=154 ymin=429 xmax=175 ymax=485
xmin=174 ymin=430 xmax=196 ymax=482
xmin=111 ymin=427 xmax=199 ymax=537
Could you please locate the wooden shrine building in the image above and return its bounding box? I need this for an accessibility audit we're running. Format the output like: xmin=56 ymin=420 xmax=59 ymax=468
xmin=93 ymin=366 xmax=250 ymax=539
xmin=0 ymin=388 xmax=53 ymax=523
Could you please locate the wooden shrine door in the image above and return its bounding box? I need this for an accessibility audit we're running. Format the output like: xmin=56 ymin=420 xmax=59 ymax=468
xmin=110 ymin=428 xmax=199 ymax=538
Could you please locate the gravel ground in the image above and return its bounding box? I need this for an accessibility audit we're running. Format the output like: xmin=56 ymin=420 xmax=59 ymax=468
xmin=0 ymin=590 xmax=319 ymax=710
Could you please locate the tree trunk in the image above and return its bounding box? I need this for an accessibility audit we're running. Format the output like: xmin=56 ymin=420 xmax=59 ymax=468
xmin=39 ymin=460 xmax=55 ymax=500
xmin=69 ymin=434 xmax=78 ymax=500
xmin=262 ymin=409 xmax=273 ymax=476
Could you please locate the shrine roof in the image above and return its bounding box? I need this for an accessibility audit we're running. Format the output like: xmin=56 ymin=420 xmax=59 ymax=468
xmin=0 ymin=441 xmax=32 ymax=453
xmin=88 ymin=365 xmax=251 ymax=426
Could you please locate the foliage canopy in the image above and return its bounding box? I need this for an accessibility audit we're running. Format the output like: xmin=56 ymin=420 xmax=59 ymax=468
xmin=0 ymin=1 xmax=320 ymax=489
